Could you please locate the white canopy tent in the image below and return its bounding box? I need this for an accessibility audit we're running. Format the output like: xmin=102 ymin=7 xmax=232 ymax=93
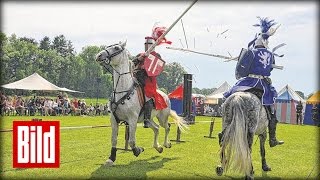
xmin=59 ymin=87 xmax=85 ymax=93
xmin=1 ymin=72 xmax=84 ymax=93
xmin=205 ymin=81 xmax=231 ymax=104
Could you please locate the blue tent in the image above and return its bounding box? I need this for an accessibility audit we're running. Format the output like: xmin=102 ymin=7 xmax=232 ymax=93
xmin=168 ymin=85 xmax=196 ymax=116
xmin=303 ymin=91 xmax=320 ymax=126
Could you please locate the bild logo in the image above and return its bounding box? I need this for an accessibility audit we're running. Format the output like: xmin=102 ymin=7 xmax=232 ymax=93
xmin=13 ymin=121 xmax=60 ymax=168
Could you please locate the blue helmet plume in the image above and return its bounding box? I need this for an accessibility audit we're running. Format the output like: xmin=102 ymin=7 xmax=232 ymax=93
xmin=253 ymin=16 xmax=277 ymax=40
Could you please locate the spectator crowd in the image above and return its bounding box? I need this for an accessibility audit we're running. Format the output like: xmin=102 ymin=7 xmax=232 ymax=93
xmin=0 ymin=91 xmax=109 ymax=116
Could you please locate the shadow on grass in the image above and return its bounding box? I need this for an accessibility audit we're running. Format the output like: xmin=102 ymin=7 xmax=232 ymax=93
xmin=90 ymin=156 xmax=179 ymax=179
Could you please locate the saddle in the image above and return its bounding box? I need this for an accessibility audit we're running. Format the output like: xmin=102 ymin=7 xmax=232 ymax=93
xmin=244 ymin=88 xmax=273 ymax=120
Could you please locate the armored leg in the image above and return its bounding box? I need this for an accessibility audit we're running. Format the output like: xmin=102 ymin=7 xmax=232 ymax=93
xmin=143 ymin=99 xmax=154 ymax=128
xmin=266 ymin=106 xmax=284 ymax=147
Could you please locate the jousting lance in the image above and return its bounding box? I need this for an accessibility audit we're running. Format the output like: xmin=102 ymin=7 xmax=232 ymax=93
xmin=140 ymin=0 xmax=198 ymax=59
xmin=166 ymin=46 xmax=284 ymax=70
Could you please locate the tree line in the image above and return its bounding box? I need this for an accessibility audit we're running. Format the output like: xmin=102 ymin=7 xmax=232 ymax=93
xmin=0 ymin=33 xmax=216 ymax=98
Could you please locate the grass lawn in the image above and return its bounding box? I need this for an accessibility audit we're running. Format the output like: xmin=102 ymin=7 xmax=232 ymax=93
xmin=0 ymin=115 xmax=319 ymax=179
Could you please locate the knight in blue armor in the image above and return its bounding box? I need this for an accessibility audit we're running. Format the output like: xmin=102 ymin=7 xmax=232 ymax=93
xmin=222 ymin=17 xmax=284 ymax=147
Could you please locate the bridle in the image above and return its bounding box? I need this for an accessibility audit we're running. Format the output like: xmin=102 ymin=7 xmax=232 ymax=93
xmin=97 ymin=43 xmax=139 ymax=123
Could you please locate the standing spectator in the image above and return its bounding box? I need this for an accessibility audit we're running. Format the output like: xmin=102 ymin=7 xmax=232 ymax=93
xmin=35 ymin=97 xmax=43 ymax=115
xmin=95 ymin=103 xmax=101 ymax=116
xmin=296 ymin=101 xmax=303 ymax=125
xmin=52 ymin=98 xmax=59 ymax=116
xmin=43 ymin=97 xmax=51 ymax=116
xmin=27 ymin=96 xmax=36 ymax=116
xmin=103 ymin=102 xmax=109 ymax=115
xmin=62 ymin=94 xmax=70 ymax=115
xmin=15 ymin=96 xmax=24 ymax=115
xmin=58 ymin=92 xmax=63 ymax=101
xmin=311 ymin=104 xmax=319 ymax=127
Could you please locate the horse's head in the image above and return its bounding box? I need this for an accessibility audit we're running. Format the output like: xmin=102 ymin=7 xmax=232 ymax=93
xmin=95 ymin=41 xmax=127 ymax=67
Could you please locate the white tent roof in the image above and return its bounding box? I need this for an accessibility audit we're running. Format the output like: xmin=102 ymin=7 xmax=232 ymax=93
xmin=2 ymin=73 xmax=83 ymax=93
xmin=192 ymin=93 xmax=205 ymax=98
xmin=59 ymin=87 xmax=85 ymax=93
xmin=276 ymin=84 xmax=305 ymax=103
xmin=206 ymin=81 xmax=231 ymax=99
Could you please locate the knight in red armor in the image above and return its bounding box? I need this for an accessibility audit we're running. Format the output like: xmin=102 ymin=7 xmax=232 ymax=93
xmin=133 ymin=26 xmax=171 ymax=128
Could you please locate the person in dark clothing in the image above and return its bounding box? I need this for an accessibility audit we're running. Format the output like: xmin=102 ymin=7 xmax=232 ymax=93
xmin=311 ymin=104 xmax=319 ymax=126
xmin=296 ymin=101 xmax=303 ymax=125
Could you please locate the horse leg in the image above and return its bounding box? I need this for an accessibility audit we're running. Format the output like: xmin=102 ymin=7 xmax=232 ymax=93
xmin=163 ymin=122 xmax=171 ymax=148
xmin=157 ymin=112 xmax=171 ymax=148
xmin=105 ymin=117 xmax=119 ymax=166
xmin=216 ymin=148 xmax=225 ymax=176
xmin=149 ymin=120 xmax=163 ymax=153
xmin=245 ymin=131 xmax=255 ymax=179
xmin=259 ymin=132 xmax=271 ymax=171
xmin=128 ymin=123 xmax=144 ymax=157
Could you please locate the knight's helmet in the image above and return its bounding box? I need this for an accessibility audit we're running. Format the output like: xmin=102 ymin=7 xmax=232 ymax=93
xmin=144 ymin=36 xmax=155 ymax=52
xmin=248 ymin=16 xmax=281 ymax=49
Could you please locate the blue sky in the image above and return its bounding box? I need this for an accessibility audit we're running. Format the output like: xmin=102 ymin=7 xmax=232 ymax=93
xmin=2 ymin=1 xmax=318 ymax=96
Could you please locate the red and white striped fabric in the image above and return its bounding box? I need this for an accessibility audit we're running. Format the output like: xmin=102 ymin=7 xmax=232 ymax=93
xmin=276 ymin=100 xmax=297 ymax=124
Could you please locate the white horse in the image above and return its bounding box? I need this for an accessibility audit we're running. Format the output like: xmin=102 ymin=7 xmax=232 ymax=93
xmin=95 ymin=41 xmax=188 ymax=166
xmin=216 ymin=92 xmax=272 ymax=179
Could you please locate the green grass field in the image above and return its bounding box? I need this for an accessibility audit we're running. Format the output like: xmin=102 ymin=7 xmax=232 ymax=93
xmin=0 ymin=115 xmax=319 ymax=179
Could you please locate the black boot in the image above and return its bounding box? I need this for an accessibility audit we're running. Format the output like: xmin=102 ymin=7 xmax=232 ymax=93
xmin=143 ymin=100 xmax=153 ymax=128
xmin=267 ymin=106 xmax=284 ymax=147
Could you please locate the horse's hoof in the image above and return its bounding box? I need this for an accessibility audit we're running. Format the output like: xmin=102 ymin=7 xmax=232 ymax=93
xmin=133 ymin=147 xmax=144 ymax=157
xmin=216 ymin=166 xmax=223 ymax=176
xmin=104 ymin=159 xmax=114 ymax=166
xmin=262 ymin=165 xmax=271 ymax=171
xmin=164 ymin=143 xmax=172 ymax=148
xmin=156 ymin=147 xmax=163 ymax=153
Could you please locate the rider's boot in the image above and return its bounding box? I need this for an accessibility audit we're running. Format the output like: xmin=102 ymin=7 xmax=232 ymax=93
xmin=143 ymin=99 xmax=153 ymax=128
xmin=267 ymin=106 xmax=284 ymax=147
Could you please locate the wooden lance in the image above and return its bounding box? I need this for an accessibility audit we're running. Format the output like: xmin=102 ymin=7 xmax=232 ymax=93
xmin=166 ymin=46 xmax=284 ymax=70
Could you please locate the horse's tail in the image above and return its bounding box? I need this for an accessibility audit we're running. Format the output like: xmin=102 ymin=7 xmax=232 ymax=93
xmin=220 ymin=94 xmax=252 ymax=175
xmin=169 ymin=110 xmax=189 ymax=132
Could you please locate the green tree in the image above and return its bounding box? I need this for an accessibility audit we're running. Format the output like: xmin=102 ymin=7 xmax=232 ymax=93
xmin=66 ymin=40 xmax=75 ymax=55
xmin=192 ymin=87 xmax=201 ymax=94
xmin=78 ymin=45 xmax=112 ymax=98
xmin=19 ymin=37 xmax=38 ymax=45
xmin=2 ymin=34 xmax=39 ymax=83
xmin=51 ymin=35 xmax=68 ymax=57
xmin=39 ymin=36 xmax=51 ymax=50
xmin=200 ymin=88 xmax=216 ymax=95
xmin=295 ymin=91 xmax=305 ymax=99
xmin=157 ymin=62 xmax=187 ymax=93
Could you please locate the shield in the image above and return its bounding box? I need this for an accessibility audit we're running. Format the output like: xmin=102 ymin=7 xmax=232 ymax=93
xmin=144 ymin=51 xmax=166 ymax=76
xmin=235 ymin=48 xmax=255 ymax=80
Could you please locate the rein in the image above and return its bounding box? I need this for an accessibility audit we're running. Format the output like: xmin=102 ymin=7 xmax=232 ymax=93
xmin=100 ymin=45 xmax=140 ymax=123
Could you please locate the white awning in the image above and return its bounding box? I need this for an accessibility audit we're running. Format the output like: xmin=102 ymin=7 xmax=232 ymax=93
xmin=2 ymin=73 xmax=83 ymax=93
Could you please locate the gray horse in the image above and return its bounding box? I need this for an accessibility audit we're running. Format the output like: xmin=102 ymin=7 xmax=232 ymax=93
xmin=95 ymin=41 xmax=188 ymax=166
xmin=216 ymin=91 xmax=272 ymax=179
